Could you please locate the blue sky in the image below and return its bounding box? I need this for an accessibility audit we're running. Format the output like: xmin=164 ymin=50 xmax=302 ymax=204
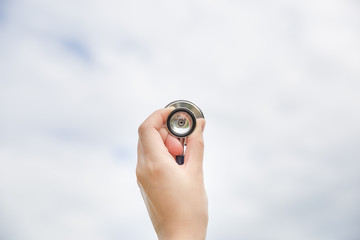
xmin=0 ymin=0 xmax=360 ymax=239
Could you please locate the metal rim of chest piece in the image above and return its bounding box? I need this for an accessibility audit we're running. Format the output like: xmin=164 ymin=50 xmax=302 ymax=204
xmin=165 ymin=100 xmax=205 ymax=138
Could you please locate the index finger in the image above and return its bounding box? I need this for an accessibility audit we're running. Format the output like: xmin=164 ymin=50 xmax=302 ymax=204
xmin=138 ymin=107 xmax=174 ymax=152
xmin=138 ymin=107 xmax=174 ymax=136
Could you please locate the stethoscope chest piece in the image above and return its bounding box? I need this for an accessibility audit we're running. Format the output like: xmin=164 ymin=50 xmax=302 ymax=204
xmin=165 ymin=100 xmax=204 ymax=165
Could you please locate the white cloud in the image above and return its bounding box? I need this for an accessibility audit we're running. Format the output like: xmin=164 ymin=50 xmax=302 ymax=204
xmin=0 ymin=0 xmax=359 ymax=239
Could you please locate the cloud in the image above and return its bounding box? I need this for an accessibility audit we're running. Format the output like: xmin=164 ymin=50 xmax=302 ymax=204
xmin=0 ymin=0 xmax=359 ymax=239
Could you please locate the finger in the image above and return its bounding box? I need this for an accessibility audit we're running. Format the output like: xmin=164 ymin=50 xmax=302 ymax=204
xmin=138 ymin=107 xmax=174 ymax=159
xmin=139 ymin=107 xmax=174 ymax=133
xmin=165 ymin=134 xmax=183 ymax=156
xmin=138 ymin=107 xmax=173 ymax=144
xmin=185 ymin=118 xmax=206 ymax=171
xmin=159 ymin=127 xmax=169 ymax=143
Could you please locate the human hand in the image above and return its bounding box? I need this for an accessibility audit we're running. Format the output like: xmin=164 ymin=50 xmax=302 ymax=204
xmin=136 ymin=107 xmax=208 ymax=240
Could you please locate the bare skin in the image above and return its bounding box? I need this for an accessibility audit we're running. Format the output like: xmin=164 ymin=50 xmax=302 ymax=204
xmin=137 ymin=107 xmax=208 ymax=240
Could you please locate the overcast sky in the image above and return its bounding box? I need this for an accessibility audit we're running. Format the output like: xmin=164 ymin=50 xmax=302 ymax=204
xmin=0 ymin=0 xmax=359 ymax=239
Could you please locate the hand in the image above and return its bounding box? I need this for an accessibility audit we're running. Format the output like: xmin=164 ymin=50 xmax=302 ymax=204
xmin=136 ymin=107 xmax=208 ymax=240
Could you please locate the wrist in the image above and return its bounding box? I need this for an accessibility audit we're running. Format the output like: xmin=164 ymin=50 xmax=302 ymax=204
xmin=157 ymin=224 xmax=207 ymax=240
xmin=159 ymin=232 xmax=207 ymax=240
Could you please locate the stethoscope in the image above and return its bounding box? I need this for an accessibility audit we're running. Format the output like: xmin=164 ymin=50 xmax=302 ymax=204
xmin=165 ymin=100 xmax=205 ymax=165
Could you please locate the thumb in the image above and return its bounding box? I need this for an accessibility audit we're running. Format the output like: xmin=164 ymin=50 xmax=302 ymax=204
xmin=185 ymin=118 xmax=206 ymax=171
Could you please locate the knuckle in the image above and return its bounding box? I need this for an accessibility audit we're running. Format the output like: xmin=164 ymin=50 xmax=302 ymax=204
xmin=136 ymin=159 xmax=165 ymax=183
xmin=137 ymin=122 xmax=148 ymax=136
xmin=146 ymin=161 xmax=165 ymax=179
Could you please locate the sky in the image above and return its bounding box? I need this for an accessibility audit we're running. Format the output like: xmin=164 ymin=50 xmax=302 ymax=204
xmin=0 ymin=0 xmax=360 ymax=239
